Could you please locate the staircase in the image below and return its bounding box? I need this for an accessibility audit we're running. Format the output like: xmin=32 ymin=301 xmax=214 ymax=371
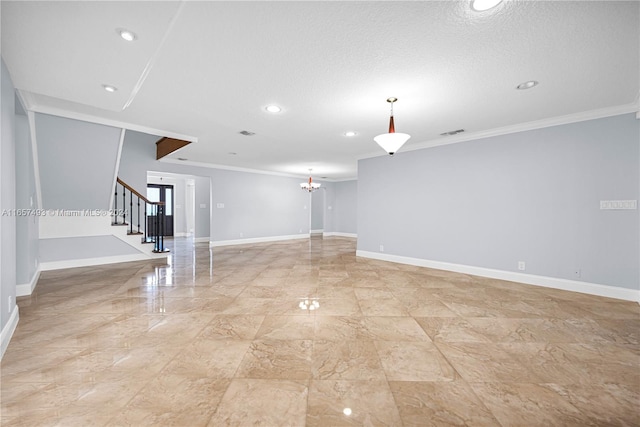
xmin=112 ymin=177 xmax=169 ymax=254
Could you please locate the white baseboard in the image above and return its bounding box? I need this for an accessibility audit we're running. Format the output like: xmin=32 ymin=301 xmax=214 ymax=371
xmin=16 ymin=269 xmax=41 ymax=297
xmin=210 ymin=234 xmax=310 ymax=247
xmin=1 ymin=305 xmax=19 ymax=359
xmin=39 ymin=253 xmax=168 ymax=271
xmin=194 ymin=237 xmax=210 ymax=243
xmin=356 ymin=250 xmax=640 ymax=302
xmin=323 ymin=232 xmax=357 ymax=238
xmin=310 ymin=229 xmax=324 ymax=234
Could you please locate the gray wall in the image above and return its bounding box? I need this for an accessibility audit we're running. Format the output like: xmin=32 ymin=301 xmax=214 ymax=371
xmin=39 ymin=235 xmax=140 ymax=262
xmin=15 ymin=110 xmax=39 ymax=286
xmin=1 ymin=58 xmax=17 ymax=333
xmin=311 ymin=189 xmax=324 ymax=231
xmin=35 ymin=113 xmax=121 ymax=210
xmin=209 ymin=169 xmax=309 ymax=241
xmin=333 ymin=180 xmax=357 ymax=234
xmin=194 ymin=176 xmax=210 ymax=239
xmin=358 ymin=113 xmax=639 ymax=290
xmin=119 ymin=130 xmax=310 ymax=243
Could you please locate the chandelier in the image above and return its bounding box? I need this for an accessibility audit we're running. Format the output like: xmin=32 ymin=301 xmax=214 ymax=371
xmin=374 ymin=97 xmax=411 ymax=155
xmin=300 ymin=169 xmax=321 ymax=192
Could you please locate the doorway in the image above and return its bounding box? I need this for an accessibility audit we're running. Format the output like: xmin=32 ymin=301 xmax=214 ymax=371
xmin=147 ymin=184 xmax=174 ymax=237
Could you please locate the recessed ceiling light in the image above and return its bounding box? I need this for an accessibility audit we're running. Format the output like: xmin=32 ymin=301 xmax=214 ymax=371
xmin=228 ymin=152 xmax=237 ymax=155
xmin=177 ymin=157 xmax=188 ymax=161
xmin=102 ymin=84 xmax=117 ymax=93
xmin=265 ymin=105 xmax=282 ymax=113
xmin=344 ymin=131 xmax=357 ymax=137
xmin=117 ymin=28 xmax=137 ymax=42
xmin=516 ymin=80 xmax=539 ymax=90
xmin=471 ymin=0 xmax=503 ymax=11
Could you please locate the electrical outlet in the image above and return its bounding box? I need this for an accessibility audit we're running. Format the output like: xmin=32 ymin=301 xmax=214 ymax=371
xmin=8 ymin=296 xmax=13 ymax=312
xmin=518 ymin=261 xmax=526 ymax=271
xmin=240 ymin=232 xmax=243 ymax=238
xmin=574 ymin=268 xmax=581 ymax=278
xmin=379 ymin=245 xmax=384 ymax=252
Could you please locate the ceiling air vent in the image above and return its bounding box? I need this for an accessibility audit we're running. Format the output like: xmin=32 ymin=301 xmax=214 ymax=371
xmin=239 ymin=130 xmax=256 ymax=136
xmin=440 ymin=129 xmax=465 ymax=136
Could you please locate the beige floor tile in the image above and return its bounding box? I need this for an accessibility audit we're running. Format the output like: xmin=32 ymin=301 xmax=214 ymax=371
xmin=255 ymin=315 xmax=316 ymax=340
xmin=311 ymin=340 xmax=386 ymax=380
xmin=389 ymin=380 xmax=501 ymax=426
xmin=235 ymin=339 xmax=314 ymax=380
xmin=469 ymin=382 xmax=592 ymax=426
xmin=208 ymin=379 xmax=308 ymax=426
xmin=106 ymin=375 xmax=230 ymax=426
xmin=196 ymin=314 xmax=265 ymax=340
xmin=363 ymin=316 xmax=431 ymax=341
xmin=306 ymin=379 xmax=402 ymax=426
xmin=375 ymin=341 xmax=457 ymax=381
xmin=415 ymin=317 xmax=492 ymax=343
xmin=435 ymin=342 xmax=543 ymax=383
xmin=162 ymin=339 xmax=251 ymax=378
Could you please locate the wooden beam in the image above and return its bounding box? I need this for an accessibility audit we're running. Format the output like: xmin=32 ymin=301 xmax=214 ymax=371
xmin=156 ymin=137 xmax=191 ymax=160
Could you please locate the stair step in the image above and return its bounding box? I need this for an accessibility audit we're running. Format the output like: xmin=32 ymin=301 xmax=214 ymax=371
xmin=111 ymin=222 xmax=129 ymax=226
xmin=127 ymin=231 xmax=144 ymax=236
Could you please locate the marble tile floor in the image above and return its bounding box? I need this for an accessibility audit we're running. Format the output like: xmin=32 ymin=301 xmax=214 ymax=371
xmin=1 ymin=236 xmax=638 ymax=426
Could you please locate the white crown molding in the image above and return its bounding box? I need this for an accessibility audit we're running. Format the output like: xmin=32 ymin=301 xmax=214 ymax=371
xmin=160 ymin=157 xmax=303 ymax=178
xmin=357 ymin=250 xmax=640 ymax=302
xmin=331 ymin=177 xmax=358 ymax=183
xmin=161 ymin=157 xmax=359 ymax=182
xmin=358 ymin=103 xmax=640 ymax=161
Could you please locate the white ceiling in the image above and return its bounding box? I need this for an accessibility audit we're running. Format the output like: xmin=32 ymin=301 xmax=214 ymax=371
xmin=2 ymin=1 xmax=639 ymax=180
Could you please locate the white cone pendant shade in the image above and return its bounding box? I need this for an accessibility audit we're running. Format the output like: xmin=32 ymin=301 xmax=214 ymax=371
xmin=374 ymin=132 xmax=411 ymax=155
xmin=374 ymin=97 xmax=410 ymax=155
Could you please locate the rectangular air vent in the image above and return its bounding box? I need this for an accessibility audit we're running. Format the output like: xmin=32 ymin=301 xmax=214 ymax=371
xmin=440 ymin=129 xmax=465 ymax=136
xmin=239 ymin=130 xmax=256 ymax=136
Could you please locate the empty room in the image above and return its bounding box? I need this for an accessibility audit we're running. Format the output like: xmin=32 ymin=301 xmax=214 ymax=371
xmin=1 ymin=1 xmax=638 ymax=426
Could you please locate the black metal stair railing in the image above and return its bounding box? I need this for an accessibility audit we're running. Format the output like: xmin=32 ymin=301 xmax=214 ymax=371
xmin=113 ymin=177 xmax=168 ymax=253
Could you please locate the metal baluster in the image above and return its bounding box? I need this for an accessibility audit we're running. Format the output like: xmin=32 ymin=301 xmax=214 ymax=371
xmin=159 ymin=204 xmax=164 ymax=252
xmin=122 ymin=184 xmax=126 ymax=225
xmin=137 ymin=197 xmax=141 ymax=234
xmin=113 ymin=186 xmax=118 ymax=225
xmin=129 ymin=191 xmax=133 ymax=234
xmin=153 ymin=204 xmax=158 ymax=251
xmin=143 ymin=201 xmax=148 ymax=243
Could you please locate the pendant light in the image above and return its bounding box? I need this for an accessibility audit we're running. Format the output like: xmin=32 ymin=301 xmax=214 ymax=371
xmin=300 ymin=169 xmax=321 ymax=192
xmin=374 ymin=97 xmax=410 ymax=155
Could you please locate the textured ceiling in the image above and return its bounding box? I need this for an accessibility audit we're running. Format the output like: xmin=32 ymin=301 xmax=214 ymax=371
xmin=2 ymin=1 xmax=639 ymax=179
